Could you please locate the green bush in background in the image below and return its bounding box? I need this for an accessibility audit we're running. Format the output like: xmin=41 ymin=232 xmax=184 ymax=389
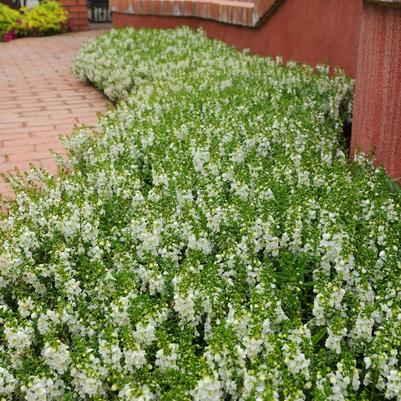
xmin=0 ymin=3 xmax=20 ymax=38
xmin=0 ymin=0 xmax=68 ymax=41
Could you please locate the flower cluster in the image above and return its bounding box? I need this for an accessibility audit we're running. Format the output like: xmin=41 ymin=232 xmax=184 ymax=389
xmin=1 ymin=27 xmax=400 ymax=400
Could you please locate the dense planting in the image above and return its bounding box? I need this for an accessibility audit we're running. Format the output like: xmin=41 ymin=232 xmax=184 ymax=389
xmin=1 ymin=28 xmax=401 ymax=400
xmin=0 ymin=1 xmax=68 ymax=42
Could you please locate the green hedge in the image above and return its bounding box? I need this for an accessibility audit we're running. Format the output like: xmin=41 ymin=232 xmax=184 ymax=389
xmin=1 ymin=27 xmax=400 ymax=401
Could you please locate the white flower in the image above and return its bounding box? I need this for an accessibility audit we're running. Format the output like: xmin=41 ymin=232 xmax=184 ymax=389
xmin=174 ymin=289 xmax=197 ymax=325
xmin=98 ymin=339 xmax=123 ymax=370
xmin=351 ymin=315 xmax=374 ymax=340
xmin=325 ymin=327 xmax=347 ymax=354
xmin=133 ymin=321 xmax=157 ymax=346
xmin=191 ymin=375 xmax=223 ymax=401
xmin=37 ymin=310 xmax=59 ymax=335
xmin=243 ymin=336 xmax=263 ymax=360
xmin=42 ymin=342 xmax=71 ymax=374
xmin=4 ymin=325 xmax=33 ymax=355
xmin=155 ymin=343 xmax=179 ymax=371
xmin=283 ymin=345 xmax=310 ymax=379
xmin=18 ymin=297 xmax=35 ymax=318
xmin=285 ymin=390 xmax=306 ymax=401
xmin=71 ymin=367 xmax=103 ymax=398
xmin=0 ymin=367 xmax=17 ymax=396
xmin=124 ymin=348 xmax=147 ymax=372
xmin=22 ymin=377 xmax=64 ymax=401
xmin=118 ymin=384 xmax=155 ymax=401
xmin=385 ymin=369 xmax=401 ymax=400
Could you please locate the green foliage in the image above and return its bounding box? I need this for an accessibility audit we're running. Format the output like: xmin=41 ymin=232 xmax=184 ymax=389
xmin=0 ymin=0 xmax=68 ymax=40
xmin=0 ymin=3 xmax=19 ymax=37
xmin=18 ymin=0 xmax=68 ymax=36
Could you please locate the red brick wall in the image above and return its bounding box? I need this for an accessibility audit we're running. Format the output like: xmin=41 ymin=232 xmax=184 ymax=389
xmin=351 ymin=1 xmax=401 ymax=180
xmin=59 ymin=0 xmax=88 ymax=31
xmin=111 ymin=0 xmax=361 ymax=77
xmin=110 ymin=0 xmax=278 ymax=27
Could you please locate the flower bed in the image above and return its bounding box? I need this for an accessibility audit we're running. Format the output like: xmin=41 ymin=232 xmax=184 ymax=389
xmin=0 ymin=1 xmax=68 ymax=42
xmin=1 ymin=27 xmax=401 ymax=400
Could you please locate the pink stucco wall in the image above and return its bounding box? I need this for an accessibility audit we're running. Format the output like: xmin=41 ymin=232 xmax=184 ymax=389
xmin=351 ymin=3 xmax=401 ymax=180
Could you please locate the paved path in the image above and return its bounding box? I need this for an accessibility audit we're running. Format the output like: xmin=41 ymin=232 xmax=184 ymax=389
xmin=0 ymin=30 xmax=110 ymax=197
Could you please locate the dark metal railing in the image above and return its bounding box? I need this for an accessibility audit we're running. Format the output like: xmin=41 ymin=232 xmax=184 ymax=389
xmin=88 ymin=0 xmax=111 ymax=23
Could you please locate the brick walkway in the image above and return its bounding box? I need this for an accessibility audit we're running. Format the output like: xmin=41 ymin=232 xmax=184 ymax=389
xmin=0 ymin=30 xmax=110 ymax=197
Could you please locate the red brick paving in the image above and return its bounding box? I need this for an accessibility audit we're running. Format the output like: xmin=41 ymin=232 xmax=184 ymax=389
xmin=0 ymin=30 xmax=111 ymax=197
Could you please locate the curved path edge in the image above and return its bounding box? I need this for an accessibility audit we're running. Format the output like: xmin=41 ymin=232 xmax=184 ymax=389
xmin=0 ymin=30 xmax=111 ymax=197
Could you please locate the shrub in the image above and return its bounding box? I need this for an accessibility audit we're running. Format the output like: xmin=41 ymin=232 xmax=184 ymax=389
xmin=0 ymin=0 xmax=68 ymax=41
xmin=0 ymin=4 xmax=19 ymax=39
xmin=1 ymin=28 xmax=401 ymax=400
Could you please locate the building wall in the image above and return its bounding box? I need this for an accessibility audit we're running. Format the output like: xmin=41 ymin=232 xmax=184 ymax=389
xmin=59 ymin=0 xmax=88 ymax=31
xmin=351 ymin=2 xmax=401 ymax=180
xmin=112 ymin=0 xmax=362 ymax=77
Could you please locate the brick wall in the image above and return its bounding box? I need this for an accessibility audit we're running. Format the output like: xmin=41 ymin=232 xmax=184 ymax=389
xmin=112 ymin=0 xmax=361 ymax=77
xmin=110 ymin=0 xmax=278 ymax=27
xmin=59 ymin=0 xmax=88 ymax=31
xmin=351 ymin=0 xmax=401 ymax=180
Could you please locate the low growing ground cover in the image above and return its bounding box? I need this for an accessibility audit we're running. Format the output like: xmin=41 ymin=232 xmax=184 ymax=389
xmin=1 ymin=28 xmax=401 ymax=400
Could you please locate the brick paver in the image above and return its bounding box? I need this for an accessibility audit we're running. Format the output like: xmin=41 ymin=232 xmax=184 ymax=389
xmin=0 ymin=30 xmax=111 ymax=197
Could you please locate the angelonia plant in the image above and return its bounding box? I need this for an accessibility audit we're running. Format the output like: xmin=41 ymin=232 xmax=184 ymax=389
xmin=1 ymin=27 xmax=400 ymax=401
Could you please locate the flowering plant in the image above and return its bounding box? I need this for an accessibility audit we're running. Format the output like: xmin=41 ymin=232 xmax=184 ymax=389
xmin=3 ymin=29 xmax=17 ymax=41
xmin=1 ymin=28 xmax=400 ymax=401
